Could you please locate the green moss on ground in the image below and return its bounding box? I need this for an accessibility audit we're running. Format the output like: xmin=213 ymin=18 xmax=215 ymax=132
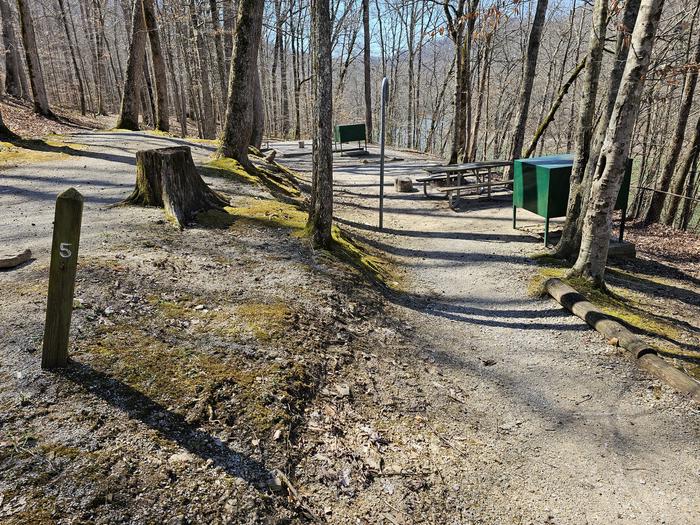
xmin=81 ymin=322 xmax=309 ymax=435
xmin=529 ymin=256 xmax=700 ymax=379
xmin=203 ymin=156 xmax=302 ymax=199
xmin=0 ymin=137 xmax=84 ymax=164
xmin=330 ymin=225 xmax=400 ymax=289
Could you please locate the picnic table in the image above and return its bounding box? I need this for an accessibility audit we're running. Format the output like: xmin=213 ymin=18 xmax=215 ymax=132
xmin=417 ymin=160 xmax=512 ymax=208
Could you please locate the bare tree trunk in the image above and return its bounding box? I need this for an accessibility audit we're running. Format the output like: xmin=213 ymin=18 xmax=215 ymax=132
xmin=219 ymin=0 xmax=264 ymax=169
xmin=251 ymin=64 xmax=264 ymax=149
xmin=645 ymin=28 xmax=700 ymax=224
xmin=553 ymin=0 xmax=608 ymax=257
xmin=309 ymin=0 xmax=333 ymax=248
xmin=16 ymin=0 xmax=52 ymax=116
xmin=1 ymin=0 xmax=25 ymax=98
xmin=524 ymin=57 xmax=586 ymax=158
xmin=117 ymin=0 xmax=146 ymax=130
xmin=445 ymin=0 xmax=465 ymax=164
xmin=280 ymin=30 xmax=290 ymax=137
xmin=189 ymin=0 xmax=216 ymax=138
xmin=222 ymin=0 xmax=235 ymax=86
xmin=142 ymin=0 xmax=169 ymax=131
xmin=209 ymin=0 xmax=227 ymax=100
xmin=57 ymin=0 xmax=86 ymax=114
xmin=362 ymin=0 xmax=372 ymax=142
xmin=572 ymin=0 xmax=665 ymax=286
xmin=509 ymin=0 xmax=548 ymax=161
xmin=663 ymin=114 xmax=700 ymax=225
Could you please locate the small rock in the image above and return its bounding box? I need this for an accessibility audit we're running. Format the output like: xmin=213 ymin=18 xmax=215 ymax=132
xmin=168 ymin=452 xmax=194 ymax=464
xmin=335 ymin=384 xmax=351 ymax=398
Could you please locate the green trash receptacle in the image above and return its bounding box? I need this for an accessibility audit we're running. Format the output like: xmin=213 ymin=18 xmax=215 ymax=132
xmin=513 ymin=154 xmax=631 ymax=246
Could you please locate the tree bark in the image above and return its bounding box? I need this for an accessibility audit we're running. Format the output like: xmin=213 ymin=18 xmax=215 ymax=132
xmin=509 ymin=0 xmax=548 ymax=161
xmin=251 ymin=64 xmax=264 ymax=149
xmin=572 ymin=0 xmax=665 ymax=286
xmin=57 ymin=0 xmax=86 ymax=114
xmin=445 ymin=0 xmax=465 ymax=164
xmin=142 ymin=0 xmax=169 ymax=131
xmin=362 ymin=0 xmax=373 ymax=142
xmin=553 ymin=0 xmax=608 ymax=258
xmin=219 ymin=0 xmax=264 ymax=169
xmin=645 ymin=28 xmax=700 ymax=224
xmin=1 ymin=0 xmax=25 ymax=98
xmin=117 ymin=0 xmax=147 ymax=130
xmin=125 ymin=146 xmax=228 ymax=228
xmin=663 ymin=114 xmax=700 ymax=225
xmin=0 ymin=104 xmax=17 ymax=138
xmin=16 ymin=0 xmax=52 ymax=116
xmin=209 ymin=0 xmax=227 ymax=100
xmin=309 ymin=0 xmax=333 ymax=248
xmin=188 ymin=0 xmax=216 ymax=138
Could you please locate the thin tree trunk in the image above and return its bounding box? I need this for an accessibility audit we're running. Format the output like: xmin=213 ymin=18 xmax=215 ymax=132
xmin=209 ymin=0 xmax=227 ymax=100
xmin=645 ymin=28 xmax=700 ymax=224
xmin=16 ymin=0 xmax=52 ymax=116
xmin=189 ymin=0 xmax=216 ymax=138
xmin=142 ymin=0 xmax=169 ymax=131
xmin=524 ymin=57 xmax=587 ymax=158
xmin=572 ymin=0 xmax=665 ymax=286
xmin=362 ymin=0 xmax=372 ymax=142
xmin=663 ymin=114 xmax=700 ymax=225
xmin=509 ymin=0 xmax=548 ymax=161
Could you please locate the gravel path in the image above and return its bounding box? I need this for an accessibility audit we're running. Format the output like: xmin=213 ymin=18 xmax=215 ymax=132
xmin=1 ymin=132 xmax=218 ymax=260
xmin=276 ymin=142 xmax=700 ymax=524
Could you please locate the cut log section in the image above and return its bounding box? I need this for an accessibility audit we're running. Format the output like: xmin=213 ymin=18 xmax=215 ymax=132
xmin=545 ymin=278 xmax=700 ymax=402
xmin=0 ymin=248 xmax=32 ymax=269
xmin=394 ymin=176 xmax=414 ymax=193
xmin=124 ymin=146 xmax=229 ymax=228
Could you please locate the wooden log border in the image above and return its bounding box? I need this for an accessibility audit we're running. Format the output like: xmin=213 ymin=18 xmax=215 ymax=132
xmin=545 ymin=278 xmax=700 ymax=403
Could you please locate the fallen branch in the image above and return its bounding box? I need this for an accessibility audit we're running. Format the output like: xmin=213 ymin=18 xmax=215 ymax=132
xmin=0 ymin=249 xmax=32 ymax=269
xmin=545 ymin=278 xmax=700 ymax=402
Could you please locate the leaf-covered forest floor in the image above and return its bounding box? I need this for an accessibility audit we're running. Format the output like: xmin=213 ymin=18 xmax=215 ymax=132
xmin=0 ymin=110 xmax=698 ymax=524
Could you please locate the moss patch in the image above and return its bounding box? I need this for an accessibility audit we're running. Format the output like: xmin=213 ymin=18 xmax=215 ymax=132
xmin=79 ymin=323 xmax=309 ymax=435
xmin=203 ymin=157 xmax=302 ymax=199
xmin=237 ymin=301 xmax=292 ymax=341
xmin=530 ymin=256 xmax=700 ymax=379
xmin=330 ymin=225 xmax=400 ymax=289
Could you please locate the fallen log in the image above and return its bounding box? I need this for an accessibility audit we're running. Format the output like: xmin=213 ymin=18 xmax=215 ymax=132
xmin=545 ymin=278 xmax=700 ymax=402
xmin=0 ymin=248 xmax=32 ymax=269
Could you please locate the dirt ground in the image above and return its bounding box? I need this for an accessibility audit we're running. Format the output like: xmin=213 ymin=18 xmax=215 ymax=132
xmin=1 ymin=131 xmax=699 ymax=524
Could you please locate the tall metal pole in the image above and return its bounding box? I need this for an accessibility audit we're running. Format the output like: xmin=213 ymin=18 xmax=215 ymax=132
xmin=379 ymin=77 xmax=388 ymax=230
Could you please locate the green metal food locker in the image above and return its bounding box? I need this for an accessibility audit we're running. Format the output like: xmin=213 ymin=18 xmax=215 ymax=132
xmin=512 ymin=154 xmax=631 ymax=246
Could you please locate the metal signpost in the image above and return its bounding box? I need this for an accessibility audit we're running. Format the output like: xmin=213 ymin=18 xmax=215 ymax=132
xmin=379 ymin=77 xmax=388 ymax=230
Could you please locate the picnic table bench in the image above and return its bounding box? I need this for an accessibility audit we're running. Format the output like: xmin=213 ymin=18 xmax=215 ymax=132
xmin=417 ymin=160 xmax=512 ymax=208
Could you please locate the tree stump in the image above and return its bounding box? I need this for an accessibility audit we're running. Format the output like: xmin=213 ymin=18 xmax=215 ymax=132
xmin=394 ymin=176 xmax=414 ymax=193
xmin=124 ymin=146 xmax=228 ymax=228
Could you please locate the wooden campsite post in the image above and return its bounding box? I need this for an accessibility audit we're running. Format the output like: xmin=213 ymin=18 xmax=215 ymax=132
xmin=42 ymin=188 xmax=83 ymax=369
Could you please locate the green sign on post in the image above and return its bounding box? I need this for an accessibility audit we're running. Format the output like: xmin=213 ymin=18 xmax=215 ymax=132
xmin=42 ymin=188 xmax=83 ymax=369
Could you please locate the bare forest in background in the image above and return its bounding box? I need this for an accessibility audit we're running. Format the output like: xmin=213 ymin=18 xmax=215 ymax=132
xmin=0 ymin=0 xmax=698 ymax=231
